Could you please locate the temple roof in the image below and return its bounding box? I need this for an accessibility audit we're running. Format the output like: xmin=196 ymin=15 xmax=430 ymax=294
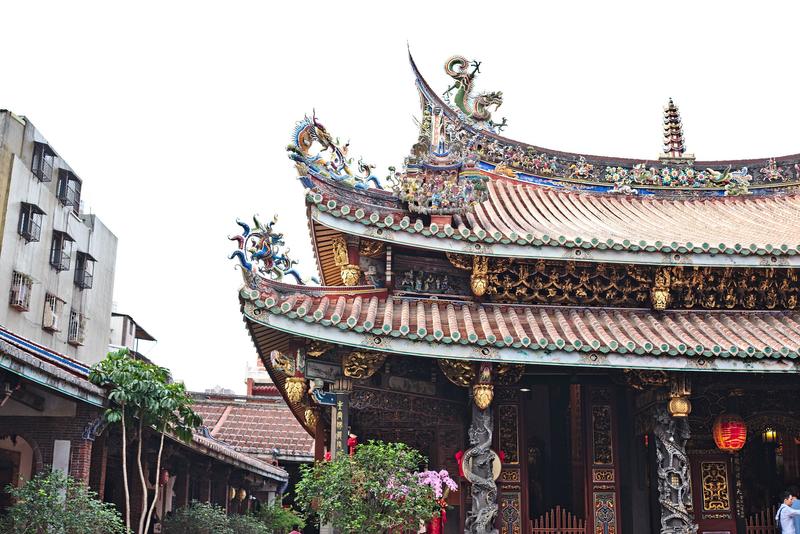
xmin=240 ymin=281 xmax=800 ymax=374
xmin=287 ymin=54 xmax=800 ymax=267
xmin=307 ymin=180 xmax=800 ymax=267
xmin=408 ymin=52 xmax=800 ymax=190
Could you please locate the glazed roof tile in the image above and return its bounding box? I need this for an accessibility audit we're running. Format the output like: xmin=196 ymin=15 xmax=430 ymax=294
xmin=307 ymin=179 xmax=800 ymax=259
xmin=241 ymin=284 xmax=800 ymax=361
xmin=193 ymin=396 xmax=314 ymax=461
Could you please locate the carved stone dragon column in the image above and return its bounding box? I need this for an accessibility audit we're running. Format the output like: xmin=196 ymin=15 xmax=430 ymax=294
xmin=653 ymin=376 xmax=698 ymax=534
xmin=464 ymin=362 xmax=498 ymax=534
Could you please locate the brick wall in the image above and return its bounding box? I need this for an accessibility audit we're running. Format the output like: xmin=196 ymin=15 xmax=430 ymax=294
xmin=0 ymin=402 xmax=101 ymax=482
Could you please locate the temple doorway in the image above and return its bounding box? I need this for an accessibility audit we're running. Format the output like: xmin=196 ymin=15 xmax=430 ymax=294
xmin=522 ymin=379 xmax=584 ymax=524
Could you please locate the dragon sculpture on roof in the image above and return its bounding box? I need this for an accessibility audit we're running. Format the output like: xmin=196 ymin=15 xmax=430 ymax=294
xmin=229 ymin=215 xmax=318 ymax=285
xmin=287 ymin=114 xmax=383 ymax=191
xmin=443 ymin=56 xmax=507 ymax=131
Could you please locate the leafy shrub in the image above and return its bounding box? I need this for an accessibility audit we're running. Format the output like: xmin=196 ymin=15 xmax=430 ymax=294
xmin=295 ymin=440 xmax=439 ymax=533
xmin=162 ymin=501 xmax=233 ymax=534
xmin=0 ymin=469 xmax=126 ymax=534
xmin=228 ymin=513 xmax=271 ymax=534
xmin=258 ymin=503 xmax=304 ymax=532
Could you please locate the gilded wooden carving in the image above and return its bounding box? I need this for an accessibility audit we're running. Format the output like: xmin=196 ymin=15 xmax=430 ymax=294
xmin=359 ymin=238 xmax=386 ymax=257
xmin=498 ymin=405 xmax=519 ymax=464
xmin=331 ymin=236 xmax=349 ymax=266
xmin=342 ymin=351 xmax=386 ymax=379
xmin=651 ymin=267 xmax=671 ymax=310
xmin=495 ymin=364 xmax=524 ymax=386
xmin=304 ymin=407 xmax=318 ymax=428
xmin=471 ymin=256 xmax=490 ymax=297
xmin=284 ymin=376 xmax=307 ymax=404
xmin=438 ymin=359 xmax=475 ymax=387
xmin=446 ymin=256 xmax=799 ymax=310
xmin=473 ymin=384 xmax=494 ymax=410
xmin=701 ymin=461 xmax=730 ymax=511
xmin=340 ymin=264 xmax=362 ymax=286
xmin=306 ymin=340 xmax=334 ymax=358
xmin=592 ymin=405 xmax=613 ymax=465
xmin=592 ymin=468 xmax=615 ymax=483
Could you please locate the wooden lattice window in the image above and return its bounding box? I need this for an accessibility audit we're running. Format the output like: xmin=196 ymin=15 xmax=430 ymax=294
xmin=42 ymin=294 xmax=64 ymax=332
xmin=31 ymin=142 xmax=55 ymax=182
xmin=9 ymin=272 xmax=33 ymax=311
xmin=68 ymin=309 xmax=86 ymax=346
xmin=17 ymin=203 xmax=45 ymax=243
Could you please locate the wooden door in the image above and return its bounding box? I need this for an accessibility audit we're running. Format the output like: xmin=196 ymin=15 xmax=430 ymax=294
xmin=690 ymin=453 xmax=738 ymax=534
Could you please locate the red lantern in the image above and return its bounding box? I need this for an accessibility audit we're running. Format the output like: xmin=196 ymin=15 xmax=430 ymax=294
xmin=713 ymin=413 xmax=747 ymax=453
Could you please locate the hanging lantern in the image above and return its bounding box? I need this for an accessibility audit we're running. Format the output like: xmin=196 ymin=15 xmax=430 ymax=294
xmin=713 ymin=413 xmax=747 ymax=453
xmin=668 ymin=396 xmax=692 ymax=418
xmin=762 ymin=427 xmax=778 ymax=444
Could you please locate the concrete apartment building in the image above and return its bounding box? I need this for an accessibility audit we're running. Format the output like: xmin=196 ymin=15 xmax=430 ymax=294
xmin=0 ymin=110 xmax=117 ymax=364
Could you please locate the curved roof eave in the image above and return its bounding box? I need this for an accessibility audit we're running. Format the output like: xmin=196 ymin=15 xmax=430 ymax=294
xmin=310 ymin=204 xmax=800 ymax=268
xmin=407 ymin=51 xmax=800 ymax=167
xmin=242 ymin=304 xmax=800 ymax=375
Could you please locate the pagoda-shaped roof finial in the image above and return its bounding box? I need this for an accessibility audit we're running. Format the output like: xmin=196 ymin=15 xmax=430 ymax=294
xmin=659 ymin=98 xmax=694 ymax=163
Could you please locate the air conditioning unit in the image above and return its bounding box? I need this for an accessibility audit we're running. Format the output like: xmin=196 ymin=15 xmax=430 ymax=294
xmin=43 ymin=305 xmax=59 ymax=331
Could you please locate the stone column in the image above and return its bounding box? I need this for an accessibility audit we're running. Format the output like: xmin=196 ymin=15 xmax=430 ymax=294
xmin=464 ymin=363 xmax=498 ymax=534
xmin=653 ymin=401 xmax=698 ymax=534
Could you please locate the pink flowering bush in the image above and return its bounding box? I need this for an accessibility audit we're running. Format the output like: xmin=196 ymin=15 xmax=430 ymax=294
xmin=416 ymin=470 xmax=458 ymax=499
xmin=296 ymin=440 xmax=443 ymax=533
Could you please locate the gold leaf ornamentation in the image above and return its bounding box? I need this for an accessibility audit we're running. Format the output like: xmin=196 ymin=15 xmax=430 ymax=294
xmin=342 ymin=351 xmax=386 ymax=379
xmin=285 ymin=376 xmax=307 ymax=404
xmin=438 ymin=359 xmax=476 ymax=387
xmin=473 ymin=383 xmax=494 ymax=410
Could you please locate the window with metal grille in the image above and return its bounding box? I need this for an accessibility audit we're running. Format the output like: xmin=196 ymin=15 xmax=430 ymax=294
xmin=9 ymin=272 xmax=33 ymax=311
xmin=17 ymin=202 xmax=45 ymax=243
xmin=32 ymin=142 xmax=55 ymax=182
xmin=42 ymin=294 xmax=64 ymax=331
xmin=56 ymin=169 xmax=81 ymax=210
xmin=68 ymin=309 xmax=86 ymax=346
xmin=50 ymin=231 xmax=74 ymax=271
xmin=74 ymin=252 xmax=95 ymax=289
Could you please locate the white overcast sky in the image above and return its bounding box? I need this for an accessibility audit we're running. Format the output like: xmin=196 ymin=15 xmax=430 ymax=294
xmin=3 ymin=1 xmax=800 ymax=393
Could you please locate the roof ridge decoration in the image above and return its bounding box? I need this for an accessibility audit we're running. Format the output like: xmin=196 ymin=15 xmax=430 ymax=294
xmin=442 ymin=55 xmax=507 ymax=132
xmin=406 ymin=53 xmax=800 ymax=196
xmin=229 ymin=215 xmax=319 ymax=287
xmin=287 ymin=114 xmax=385 ymax=191
xmin=659 ymin=98 xmax=694 ymax=164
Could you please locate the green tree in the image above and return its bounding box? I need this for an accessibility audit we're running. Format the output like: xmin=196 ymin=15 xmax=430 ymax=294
xmin=0 ymin=469 xmax=126 ymax=534
xmin=89 ymin=349 xmax=202 ymax=534
xmin=295 ymin=441 xmax=439 ymax=533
